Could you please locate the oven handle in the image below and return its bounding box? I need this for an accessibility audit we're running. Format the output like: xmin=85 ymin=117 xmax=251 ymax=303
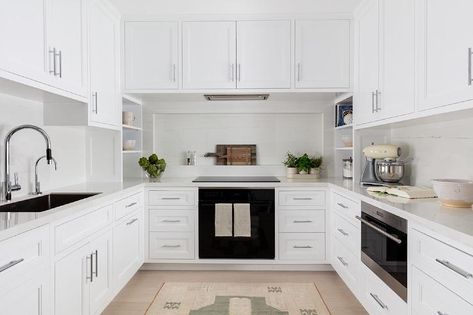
xmin=355 ymin=215 xmax=402 ymax=244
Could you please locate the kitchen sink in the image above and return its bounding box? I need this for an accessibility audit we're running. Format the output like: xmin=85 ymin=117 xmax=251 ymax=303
xmin=0 ymin=193 xmax=101 ymax=213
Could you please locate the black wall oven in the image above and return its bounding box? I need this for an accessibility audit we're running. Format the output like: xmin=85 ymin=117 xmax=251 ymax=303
xmin=358 ymin=201 xmax=408 ymax=302
xmin=198 ymin=188 xmax=275 ymax=259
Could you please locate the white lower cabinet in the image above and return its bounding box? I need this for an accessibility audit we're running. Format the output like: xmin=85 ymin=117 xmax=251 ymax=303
xmin=331 ymin=237 xmax=360 ymax=292
xmin=149 ymin=231 xmax=195 ymax=260
xmin=113 ymin=209 xmax=144 ymax=288
xmin=412 ymin=267 xmax=473 ymax=315
xmin=278 ymin=233 xmax=325 ymax=261
xmin=0 ymin=269 xmax=51 ymax=315
xmin=55 ymin=229 xmax=113 ymax=315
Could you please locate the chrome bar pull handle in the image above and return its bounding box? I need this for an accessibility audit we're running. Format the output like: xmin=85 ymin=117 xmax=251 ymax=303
xmin=370 ymin=293 xmax=388 ymax=309
xmin=126 ymin=218 xmax=138 ymax=226
xmin=293 ymin=220 xmax=312 ymax=223
xmin=161 ymin=197 xmax=181 ymax=200
xmin=92 ymin=250 xmax=98 ymax=278
xmin=293 ymin=197 xmax=312 ymax=201
xmin=125 ymin=202 xmax=137 ymax=208
xmin=436 ymin=259 xmax=473 ymax=279
xmin=162 ymin=219 xmax=181 ymax=223
xmin=337 ymin=256 xmax=348 ymax=266
xmin=293 ymin=245 xmax=312 ymax=249
xmin=297 ymin=63 xmax=301 ymax=82
xmin=337 ymin=228 xmax=349 ymax=236
xmin=337 ymin=202 xmax=348 ymax=209
xmin=356 ymin=216 xmax=402 ymax=244
xmin=162 ymin=244 xmax=181 ymax=248
xmin=48 ymin=48 xmax=56 ymax=75
xmin=0 ymin=258 xmax=24 ymax=273
xmin=237 ymin=64 xmax=241 ymax=82
xmin=469 ymin=48 xmax=472 ymax=86
xmin=172 ymin=64 xmax=176 ymax=82
xmin=58 ymin=50 xmax=62 ymax=78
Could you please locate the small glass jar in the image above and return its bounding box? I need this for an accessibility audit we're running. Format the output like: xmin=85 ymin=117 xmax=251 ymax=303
xmin=342 ymin=157 xmax=353 ymax=179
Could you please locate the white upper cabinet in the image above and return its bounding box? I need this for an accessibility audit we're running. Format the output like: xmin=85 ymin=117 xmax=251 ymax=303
xmin=354 ymin=0 xmax=380 ymax=125
xmin=183 ymin=21 xmax=237 ymax=89
xmin=416 ymin=0 xmax=473 ymax=111
xmin=89 ymin=0 xmax=120 ymax=127
xmin=124 ymin=21 xmax=179 ymax=90
xmin=236 ymin=20 xmax=291 ymax=89
xmin=295 ymin=20 xmax=351 ymax=89
xmin=0 ymin=0 xmax=49 ymax=84
xmin=355 ymin=0 xmax=415 ymax=125
xmin=46 ymin=0 xmax=87 ymax=96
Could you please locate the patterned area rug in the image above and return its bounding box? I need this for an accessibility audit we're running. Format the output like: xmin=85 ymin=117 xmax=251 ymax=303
xmin=145 ymin=282 xmax=331 ymax=315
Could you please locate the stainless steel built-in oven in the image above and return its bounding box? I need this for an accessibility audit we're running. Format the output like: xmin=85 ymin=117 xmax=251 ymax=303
xmin=358 ymin=201 xmax=408 ymax=302
xmin=198 ymin=188 xmax=275 ymax=259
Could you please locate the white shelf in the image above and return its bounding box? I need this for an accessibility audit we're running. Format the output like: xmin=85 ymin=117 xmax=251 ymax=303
xmin=335 ymin=124 xmax=353 ymax=130
xmin=122 ymin=124 xmax=142 ymax=131
xmin=122 ymin=150 xmax=142 ymax=154
xmin=122 ymin=94 xmax=142 ymax=106
xmin=335 ymin=147 xmax=353 ymax=151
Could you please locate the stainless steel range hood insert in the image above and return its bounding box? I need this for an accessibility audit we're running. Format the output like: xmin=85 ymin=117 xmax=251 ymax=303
xmin=204 ymin=94 xmax=270 ymax=101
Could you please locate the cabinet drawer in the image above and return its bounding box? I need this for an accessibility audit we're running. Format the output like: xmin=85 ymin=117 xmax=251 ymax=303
xmin=148 ymin=190 xmax=196 ymax=207
xmin=412 ymin=267 xmax=473 ymax=315
xmin=411 ymin=228 xmax=473 ymax=303
xmin=361 ymin=264 xmax=407 ymax=315
xmin=278 ymin=190 xmax=325 ymax=208
xmin=332 ymin=212 xmax=360 ymax=256
xmin=332 ymin=192 xmax=360 ymax=225
xmin=332 ymin=236 xmax=360 ymax=292
xmin=279 ymin=210 xmax=325 ymax=233
xmin=278 ymin=233 xmax=325 ymax=261
xmin=115 ymin=192 xmax=143 ymax=221
xmin=0 ymin=225 xmax=49 ymax=294
xmin=149 ymin=232 xmax=195 ymax=260
xmin=54 ymin=205 xmax=113 ymax=253
xmin=149 ymin=210 xmax=195 ymax=232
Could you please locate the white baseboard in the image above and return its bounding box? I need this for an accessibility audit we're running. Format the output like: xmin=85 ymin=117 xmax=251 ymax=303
xmin=140 ymin=263 xmax=333 ymax=271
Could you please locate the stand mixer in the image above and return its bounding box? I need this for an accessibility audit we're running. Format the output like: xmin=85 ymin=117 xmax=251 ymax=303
xmin=361 ymin=144 xmax=406 ymax=186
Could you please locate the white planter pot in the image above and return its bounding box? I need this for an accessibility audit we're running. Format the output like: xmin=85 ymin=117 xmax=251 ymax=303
xmin=310 ymin=168 xmax=321 ymax=179
xmin=286 ymin=167 xmax=298 ymax=178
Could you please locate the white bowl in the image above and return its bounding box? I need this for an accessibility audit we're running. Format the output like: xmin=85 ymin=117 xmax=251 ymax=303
xmin=341 ymin=135 xmax=353 ymax=147
xmin=432 ymin=179 xmax=473 ymax=208
xmin=123 ymin=139 xmax=136 ymax=151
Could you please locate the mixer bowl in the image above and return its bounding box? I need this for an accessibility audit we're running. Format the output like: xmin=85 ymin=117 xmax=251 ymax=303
xmin=376 ymin=160 xmax=405 ymax=183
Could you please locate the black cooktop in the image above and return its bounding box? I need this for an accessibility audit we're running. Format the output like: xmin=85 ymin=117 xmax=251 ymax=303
xmin=192 ymin=176 xmax=280 ymax=183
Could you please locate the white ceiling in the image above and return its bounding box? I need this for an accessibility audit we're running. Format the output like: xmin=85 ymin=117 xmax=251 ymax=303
xmin=110 ymin=0 xmax=361 ymax=16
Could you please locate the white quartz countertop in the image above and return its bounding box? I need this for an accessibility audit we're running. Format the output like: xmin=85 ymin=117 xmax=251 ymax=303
xmin=2 ymin=177 xmax=473 ymax=250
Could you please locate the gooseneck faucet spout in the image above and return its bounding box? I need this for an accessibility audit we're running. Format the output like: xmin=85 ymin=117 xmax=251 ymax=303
xmin=4 ymin=124 xmax=53 ymax=201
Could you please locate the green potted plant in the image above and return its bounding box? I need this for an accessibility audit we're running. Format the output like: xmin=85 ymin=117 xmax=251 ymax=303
xmin=310 ymin=156 xmax=323 ymax=178
xmin=296 ymin=153 xmax=312 ymax=175
xmin=138 ymin=153 xmax=166 ymax=182
xmin=283 ymin=152 xmax=298 ymax=178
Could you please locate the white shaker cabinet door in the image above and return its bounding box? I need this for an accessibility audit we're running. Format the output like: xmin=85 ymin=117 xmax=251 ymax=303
xmin=295 ymin=20 xmax=351 ymax=89
xmin=55 ymin=243 xmax=91 ymax=315
xmin=47 ymin=0 xmax=86 ymax=96
xmin=125 ymin=21 xmax=179 ymax=90
xmin=236 ymin=20 xmax=291 ymax=89
xmin=89 ymin=230 xmax=113 ymax=315
xmin=416 ymin=0 xmax=473 ymax=110
xmin=89 ymin=0 xmax=120 ymax=127
xmin=183 ymin=21 xmax=237 ymax=89
xmin=0 ymin=0 xmax=48 ymax=83
xmin=354 ymin=0 xmax=381 ymax=125
xmin=377 ymin=0 xmax=415 ymax=119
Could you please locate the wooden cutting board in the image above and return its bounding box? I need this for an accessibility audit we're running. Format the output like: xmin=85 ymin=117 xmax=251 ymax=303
xmin=210 ymin=145 xmax=257 ymax=165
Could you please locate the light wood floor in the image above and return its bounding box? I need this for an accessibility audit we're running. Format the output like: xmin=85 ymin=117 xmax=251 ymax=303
xmin=103 ymin=270 xmax=367 ymax=315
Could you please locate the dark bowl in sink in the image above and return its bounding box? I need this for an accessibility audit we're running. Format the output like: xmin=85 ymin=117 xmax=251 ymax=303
xmin=0 ymin=193 xmax=101 ymax=213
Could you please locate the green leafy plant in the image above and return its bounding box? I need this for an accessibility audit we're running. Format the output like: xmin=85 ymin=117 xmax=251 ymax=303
xmin=138 ymin=154 xmax=166 ymax=178
xmin=282 ymin=152 xmax=298 ymax=168
xmin=296 ymin=153 xmax=312 ymax=173
xmin=310 ymin=156 xmax=323 ymax=169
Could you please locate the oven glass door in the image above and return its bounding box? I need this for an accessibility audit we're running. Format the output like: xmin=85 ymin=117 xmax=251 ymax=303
xmin=198 ymin=189 xmax=275 ymax=259
xmin=361 ymin=212 xmax=408 ymax=288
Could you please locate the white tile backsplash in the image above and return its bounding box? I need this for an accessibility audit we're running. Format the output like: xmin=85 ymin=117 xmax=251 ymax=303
xmin=153 ymin=113 xmax=324 ymax=177
xmin=0 ymin=93 xmax=87 ymax=197
xmin=391 ymin=115 xmax=473 ymax=186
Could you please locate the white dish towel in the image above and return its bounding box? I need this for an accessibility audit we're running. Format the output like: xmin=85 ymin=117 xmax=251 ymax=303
xmin=215 ymin=203 xmax=233 ymax=237
xmin=234 ymin=203 xmax=251 ymax=237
